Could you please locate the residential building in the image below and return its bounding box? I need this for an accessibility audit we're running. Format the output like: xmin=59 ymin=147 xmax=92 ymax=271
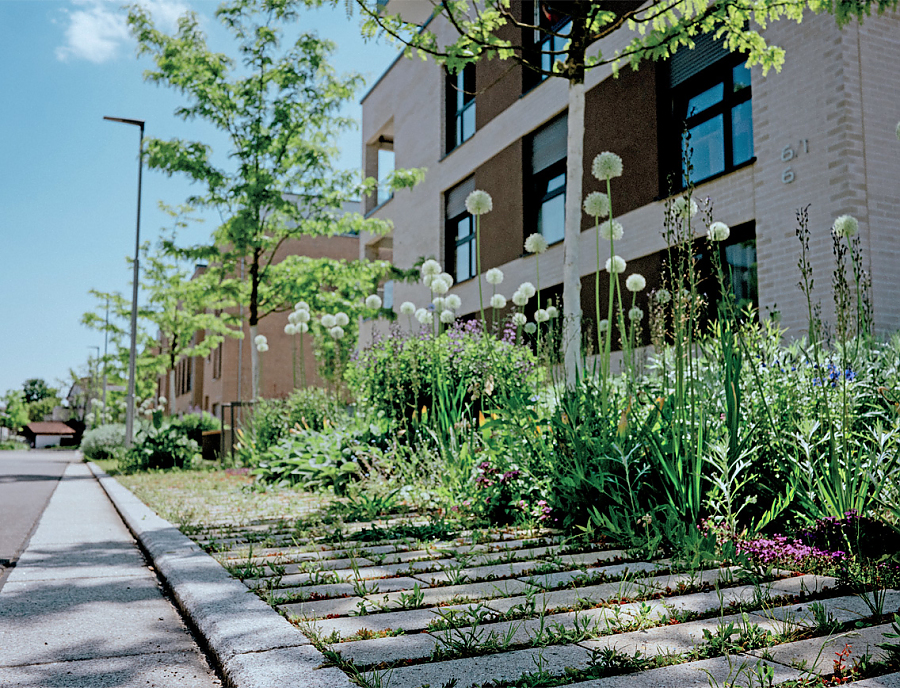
xmin=359 ymin=4 xmax=900 ymax=347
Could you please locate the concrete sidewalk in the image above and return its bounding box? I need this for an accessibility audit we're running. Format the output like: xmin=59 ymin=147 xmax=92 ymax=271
xmin=0 ymin=461 xmax=222 ymax=688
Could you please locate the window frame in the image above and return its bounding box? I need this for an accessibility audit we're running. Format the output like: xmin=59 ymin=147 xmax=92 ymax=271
xmin=447 ymin=210 xmax=477 ymax=283
xmin=532 ymin=158 xmax=567 ymax=247
xmin=670 ymin=55 xmax=753 ymax=188
xmin=446 ymin=64 xmax=476 ymax=153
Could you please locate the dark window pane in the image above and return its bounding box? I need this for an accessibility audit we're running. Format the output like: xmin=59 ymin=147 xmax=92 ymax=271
xmin=687 ymin=83 xmax=724 ymax=116
xmin=733 ymin=61 xmax=751 ymax=92
xmin=538 ymin=193 xmax=565 ymax=245
xmin=545 ymin=172 xmax=565 ymax=194
xmin=456 ymin=242 xmax=471 ymax=283
xmin=725 ymin=239 xmax=757 ymax=309
xmin=684 ymin=114 xmax=725 ymax=183
xmin=731 ymin=100 xmax=753 ymax=166
xmin=457 ymin=216 xmax=472 ymax=240
xmin=461 ymin=104 xmax=476 ymax=143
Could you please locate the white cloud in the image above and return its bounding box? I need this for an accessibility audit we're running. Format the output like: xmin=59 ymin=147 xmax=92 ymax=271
xmin=55 ymin=0 xmax=190 ymax=64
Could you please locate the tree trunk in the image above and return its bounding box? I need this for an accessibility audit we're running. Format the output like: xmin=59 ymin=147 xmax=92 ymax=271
xmin=249 ymin=323 xmax=260 ymax=400
xmin=563 ymin=79 xmax=586 ymax=387
xmin=249 ymin=248 xmax=261 ymax=400
xmin=167 ymin=369 xmax=175 ymax=412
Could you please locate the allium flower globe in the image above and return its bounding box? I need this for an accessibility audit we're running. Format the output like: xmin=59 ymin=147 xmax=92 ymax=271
xmin=628 ymin=307 xmax=644 ymax=321
xmin=605 ymin=255 xmax=626 ymax=274
xmin=583 ymin=191 xmax=610 ymax=218
xmin=524 ymin=322 xmax=537 ymax=334
xmin=490 ymin=294 xmax=507 ymax=309
xmin=445 ymin=294 xmax=462 ymax=310
xmin=294 ymin=301 xmax=309 ymax=312
xmin=598 ymin=319 xmax=610 ymax=333
xmin=512 ymin=290 xmax=528 ymax=307
xmin=673 ymin=196 xmax=699 ymax=219
xmin=288 ymin=311 xmax=300 ymax=325
xmin=257 ymin=342 xmax=269 ymax=352
xmin=321 ymin=314 xmax=336 ymax=328
xmin=415 ymin=308 xmax=431 ymax=325
xmin=400 ymin=301 xmax=416 ymax=315
xmin=432 ymin=297 xmax=445 ymax=311
xmin=440 ymin=309 xmax=455 ymax=324
xmin=295 ymin=309 xmax=310 ymax=323
xmin=431 ymin=277 xmax=450 ymax=295
xmin=157 ymin=396 xmax=166 ymax=405
xmin=832 ymin=215 xmax=859 ymax=238
xmin=254 ymin=334 xmax=267 ymax=346
xmin=465 ymin=189 xmax=493 ymax=215
xmin=421 ymin=259 xmax=442 ymax=276
xmin=592 ymin=151 xmax=623 ymax=180
xmin=512 ymin=312 xmax=527 ymax=326
xmin=335 ymin=312 xmax=350 ymax=327
xmin=655 ymin=288 xmax=672 ymax=304
xmin=423 ymin=273 xmax=434 ymax=288
xmin=329 ymin=326 xmax=345 ymax=340
xmin=284 ymin=323 xmax=297 ymax=335
xmin=708 ymin=221 xmax=731 ymax=242
xmin=524 ymin=233 xmax=549 ymax=254
xmin=297 ymin=322 xmax=309 ymax=333
xmin=535 ymin=309 xmax=550 ymax=323
xmin=486 ymin=268 xmax=503 ymax=285
xmin=519 ymin=282 xmax=536 ymax=298
xmin=546 ymin=305 xmax=559 ymax=319
xmin=599 ymin=219 xmax=624 ymax=241
xmin=625 ymin=274 xmax=646 ymax=292
xmin=439 ymin=272 xmax=454 ymax=287
xmin=365 ymin=295 xmax=382 ymax=309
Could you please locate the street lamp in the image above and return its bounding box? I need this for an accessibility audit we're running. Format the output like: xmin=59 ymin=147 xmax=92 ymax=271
xmin=104 ymin=116 xmax=144 ymax=447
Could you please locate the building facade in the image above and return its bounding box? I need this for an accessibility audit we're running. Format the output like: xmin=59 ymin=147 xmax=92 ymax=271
xmin=359 ymin=5 xmax=900 ymax=346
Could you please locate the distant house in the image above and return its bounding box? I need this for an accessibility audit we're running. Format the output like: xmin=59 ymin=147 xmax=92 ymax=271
xmin=22 ymin=422 xmax=76 ymax=449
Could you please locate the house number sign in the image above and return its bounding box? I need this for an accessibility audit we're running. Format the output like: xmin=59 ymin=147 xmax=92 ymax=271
xmin=781 ymin=139 xmax=810 ymax=184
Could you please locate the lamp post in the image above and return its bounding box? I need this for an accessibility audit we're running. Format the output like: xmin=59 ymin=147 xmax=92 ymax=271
xmin=104 ymin=116 xmax=144 ymax=447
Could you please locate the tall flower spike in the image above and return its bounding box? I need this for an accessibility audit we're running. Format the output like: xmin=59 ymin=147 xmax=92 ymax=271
xmin=486 ymin=268 xmax=503 ymax=285
xmin=599 ymin=220 xmax=624 ymax=241
xmin=592 ymin=151 xmax=623 ymax=180
xmin=490 ymin=294 xmax=507 ymax=309
xmin=605 ymin=256 xmax=626 ymax=274
xmin=832 ymin=215 xmax=858 ymax=238
xmin=366 ymin=295 xmax=382 ymax=309
xmin=329 ymin=326 xmax=345 ymax=340
xmin=400 ymin=301 xmax=415 ymax=315
xmin=525 ymin=233 xmax=549 ymax=254
xmin=625 ymin=274 xmax=646 ymax=292
xmin=583 ymin=191 xmax=610 ymax=218
xmin=421 ymin=259 xmax=442 ymax=276
xmin=335 ymin=312 xmax=350 ymax=327
xmin=708 ymin=222 xmax=731 ymax=242
xmin=465 ymin=189 xmax=493 ymax=215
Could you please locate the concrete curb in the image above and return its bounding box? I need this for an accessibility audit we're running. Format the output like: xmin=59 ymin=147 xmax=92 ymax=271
xmin=88 ymin=462 xmax=353 ymax=688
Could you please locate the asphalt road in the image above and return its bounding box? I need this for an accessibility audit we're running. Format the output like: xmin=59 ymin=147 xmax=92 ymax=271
xmin=0 ymin=449 xmax=77 ymax=590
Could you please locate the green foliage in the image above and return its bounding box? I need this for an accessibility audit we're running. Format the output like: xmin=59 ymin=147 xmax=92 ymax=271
xmin=120 ymin=412 xmax=200 ymax=472
xmin=0 ymin=390 xmax=30 ymax=432
xmin=80 ymin=424 xmax=127 ymax=461
xmin=170 ymin=412 xmax=221 ymax=435
xmin=22 ymin=378 xmax=56 ymax=403
xmin=26 ymin=396 xmax=60 ymax=423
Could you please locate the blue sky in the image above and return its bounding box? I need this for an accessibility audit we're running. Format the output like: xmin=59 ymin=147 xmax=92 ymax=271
xmin=0 ymin=0 xmax=400 ymax=397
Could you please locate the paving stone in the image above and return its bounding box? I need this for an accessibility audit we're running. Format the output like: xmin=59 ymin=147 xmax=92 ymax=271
xmin=270 ymin=577 xmax=431 ymax=601
xmin=309 ymin=604 xmax=490 ymax=638
xmin=569 ymin=655 xmax=805 ymax=688
xmin=333 ymin=632 xmax=439 ymax=666
xmin=467 ymin=545 xmax=561 ymax=566
xmin=640 ymin=567 xmax=742 ymax=592
xmin=370 ymin=579 xmax=538 ymax=610
xmin=276 ymin=561 xmax=450 ymax=587
xmin=223 ymin=644 xmax=353 ymax=688
xmin=558 ymin=550 xmax=626 ymax=567
xmin=519 ymin=569 xmax=589 ymax=590
xmin=415 ymin=560 xmax=540 ymax=586
xmin=849 ymin=672 xmax=900 ymax=688
xmin=485 ymin=580 xmax=646 ymax=615
xmin=751 ymin=592 xmax=900 ymax=628
xmin=362 ymin=642 xmax=592 ymax=688
xmin=768 ymin=574 xmax=840 ymax=597
xmin=280 ymin=596 xmax=365 ymax=620
xmin=745 ymin=622 xmax=896 ymax=671
xmin=280 ymin=557 xmax=375 ymax=574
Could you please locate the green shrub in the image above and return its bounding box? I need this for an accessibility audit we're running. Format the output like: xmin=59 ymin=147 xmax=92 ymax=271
xmin=80 ymin=424 xmax=126 ymax=461
xmin=119 ymin=412 xmax=199 ymax=472
xmin=171 ymin=411 xmax=220 ymax=434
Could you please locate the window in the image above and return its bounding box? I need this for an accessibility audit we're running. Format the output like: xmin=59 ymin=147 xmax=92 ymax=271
xmin=529 ymin=114 xmax=567 ymax=246
xmin=445 ymin=177 xmax=477 ymax=282
xmin=534 ymin=3 xmax=571 ymax=81
xmin=669 ymin=34 xmax=753 ymax=186
xmin=212 ymin=343 xmax=222 ymax=380
xmin=722 ymin=230 xmax=758 ymax=312
xmin=376 ymin=146 xmax=394 ymax=206
xmin=446 ymin=64 xmax=476 ymax=152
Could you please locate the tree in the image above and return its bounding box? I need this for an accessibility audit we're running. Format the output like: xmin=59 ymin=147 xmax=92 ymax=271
xmin=127 ymin=0 xmax=421 ymax=399
xmin=0 ymin=391 xmax=30 ymax=433
xmin=22 ymin=378 xmax=56 ymax=404
xmin=356 ymin=0 xmax=899 ymax=385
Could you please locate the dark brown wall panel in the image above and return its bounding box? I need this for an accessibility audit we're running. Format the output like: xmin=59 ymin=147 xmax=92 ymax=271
xmin=475 ymin=6 xmax=525 ymax=129
xmin=582 ymin=64 xmax=659 ymax=226
xmin=475 ymin=140 xmax=524 ymax=271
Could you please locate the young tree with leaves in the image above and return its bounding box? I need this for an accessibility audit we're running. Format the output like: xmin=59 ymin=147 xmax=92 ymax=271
xmin=127 ymin=0 xmax=421 ymax=399
xmin=355 ymin=0 xmax=897 ymax=385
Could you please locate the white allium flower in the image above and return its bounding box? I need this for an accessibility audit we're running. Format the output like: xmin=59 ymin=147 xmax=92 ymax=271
xmin=157 ymin=396 xmax=166 ymax=405
xmin=598 ymin=319 xmax=610 ymax=333
xmin=445 ymin=294 xmax=462 ymax=310
xmin=832 ymin=214 xmax=859 ymax=238
xmin=366 ymin=295 xmax=382 ymax=310
xmin=546 ymin=305 xmax=559 ymax=319
xmin=512 ymin=290 xmax=529 ymax=307
xmin=512 ymin=312 xmax=527 ymax=326
xmin=599 ymin=219 xmax=624 ymax=241
xmin=535 ymin=309 xmax=550 ymax=323
xmin=329 ymin=326 xmax=345 ymax=340
xmin=592 ymin=151 xmax=624 ymax=180
xmin=673 ymin=196 xmax=699 ymax=219
xmin=486 ymin=268 xmax=504 ymax=285
xmin=490 ymin=294 xmax=507 ymax=309
xmin=583 ymin=191 xmax=610 ymax=218
xmin=284 ymin=323 xmax=297 ymax=335
xmin=431 ymin=277 xmax=450 ymax=295
xmin=415 ymin=308 xmax=431 ymax=325
xmin=423 ymin=273 xmax=434 ymax=288
xmin=335 ymin=312 xmax=350 ymax=327
xmin=605 ymin=255 xmax=627 ymax=274
xmin=708 ymin=221 xmax=731 ymax=242
xmin=400 ymin=301 xmax=416 ymax=315
xmin=625 ymin=273 xmax=646 ymax=292
xmin=257 ymin=342 xmax=269 ymax=352
xmin=320 ymin=314 xmax=336 ymax=328
xmin=288 ymin=311 xmax=300 ymax=325
xmin=294 ymin=301 xmax=310 ymax=312
xmin=439 ymin=272 xmax=454 ymax=287
xmin=432 ymin=297 xmax=446 ymax=311
xmin=628 ymin=307 xmax=644 ymax=322
xmin=440 ymin=310 xmax=455 ymax=324
xmin=524 ymin=322 xmax=537 ymax=334
xmin=519 ymin=282 xmax=536 ymax=298
xmin=85 ymin=413 xmax=95 ymax=424
xmin=422 ymin=259 xmax=442 ymax=276
xmin=525 ymin=233 xmax=549 ymax=254
xmin=465 ymin=189 xmax=493 ymax=215
xmin=295 ymin=309 xmax=310 ymax=323
xmin=297 ymin=322 xmax=309 ymax=333
xmin=254 ymin=334 xmax=267 ymax=346
xmin=655 ymin=288 xmax=672 ymax=304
